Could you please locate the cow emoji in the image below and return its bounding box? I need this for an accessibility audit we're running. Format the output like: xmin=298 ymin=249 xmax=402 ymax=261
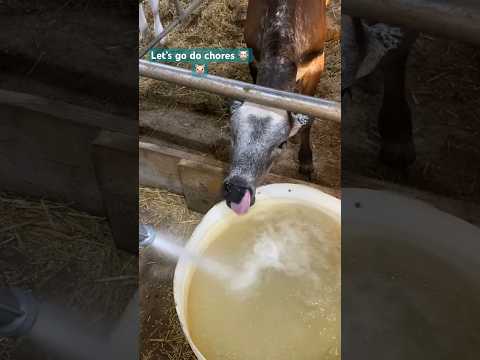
xmin=194 ymin=64 xmax=206 ymax=74
xmin=239 ymin=50 xmax=249 ymax=61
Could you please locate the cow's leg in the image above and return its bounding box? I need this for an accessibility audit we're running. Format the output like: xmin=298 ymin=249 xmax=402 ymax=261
xmin=249 ymin=60 xmax=258 ymax=84
xmin=139 ymin=3 xmax=148 ymax=41
xmin=299 ymin=121 xmax=314 ymax=179
xmin=149 ymin=0 xmax=166 ymax=45
xmin=296 ymin=57 xmax=324 ymax=179
xmin=378 ymin=34 xmax=417 ymax=167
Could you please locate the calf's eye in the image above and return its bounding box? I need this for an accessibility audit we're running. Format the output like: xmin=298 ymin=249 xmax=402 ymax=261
xmin=278 ymin=141 xmax=287 ymax=149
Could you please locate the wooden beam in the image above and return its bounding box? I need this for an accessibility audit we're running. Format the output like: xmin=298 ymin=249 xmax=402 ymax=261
xmin=139 ymin=139 xmax=220 ymax=194
xmin=0 ymin=88 xmax=136 ymax=135
xmin=92 ymin=131 xmax=138 ymax=253
xmin=140 ymin=140 xmax=339 ymax=213
xmin=140 ymin=109 xmax=229 ymax=154
xmin=178 ymin=159 xmax=226 ymax=213
xmin=140 ymin=108 xmax=340 ymax=188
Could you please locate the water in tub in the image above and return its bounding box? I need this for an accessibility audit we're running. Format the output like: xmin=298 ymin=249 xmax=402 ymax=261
xmin=187 ymin=200 xmax=340 ymax=360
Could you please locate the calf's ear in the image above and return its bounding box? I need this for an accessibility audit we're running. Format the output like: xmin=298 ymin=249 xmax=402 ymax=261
xmin=288 ymin=113 xmax=311 ymax=138
xmin=356 ymin=23 xmax=405 ymax=80
xmin=229 ymin=100 xmax=243 ymax=114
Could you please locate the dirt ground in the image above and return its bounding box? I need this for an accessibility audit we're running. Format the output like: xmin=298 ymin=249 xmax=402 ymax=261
xmin=344 ymin=34 xmax=480 ymax=205
xmin=0 ymin=192 xmax=137 ymax=360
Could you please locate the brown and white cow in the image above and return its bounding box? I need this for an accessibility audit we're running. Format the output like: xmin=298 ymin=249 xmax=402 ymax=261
xmin=223 ymin=0 xmax=327 ymax=215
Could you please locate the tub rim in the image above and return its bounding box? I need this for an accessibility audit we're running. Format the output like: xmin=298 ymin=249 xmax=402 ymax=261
xmin=173 ymin=183 xmax=341 ymax=359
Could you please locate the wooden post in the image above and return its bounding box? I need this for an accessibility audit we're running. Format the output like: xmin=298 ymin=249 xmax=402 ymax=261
xmin=93 ymin=131 xmax=138 ymax=253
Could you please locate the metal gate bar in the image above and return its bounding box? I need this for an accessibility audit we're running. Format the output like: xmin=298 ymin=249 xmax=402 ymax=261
xmin=343 ymin=0 xmax=480 ymax=47
xmin=139 ymin=60 xmax=341 ymax=122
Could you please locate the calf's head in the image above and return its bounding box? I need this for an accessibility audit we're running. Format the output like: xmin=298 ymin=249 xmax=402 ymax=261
xmin=224 ymin=102 xmax=291 ymax=215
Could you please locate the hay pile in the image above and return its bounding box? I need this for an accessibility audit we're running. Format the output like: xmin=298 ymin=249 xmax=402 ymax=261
xmin=0 ymin=192 xmax=137 ymax=360
xmin=141 ymin=292 xmax=197 ymax=360
xmin=139 ymin=187 xmax=202 ymax=238
xmin=139 ymin=0 xmax=341 ymax=116
xmin=139 ymin=187 xmax=201 ymax=360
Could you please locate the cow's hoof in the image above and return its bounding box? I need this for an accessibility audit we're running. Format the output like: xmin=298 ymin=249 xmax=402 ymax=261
xmin=299 ymin=163 xmax=314 ymax=181
xmin=380 ymin=140 xmax=416 ymax=168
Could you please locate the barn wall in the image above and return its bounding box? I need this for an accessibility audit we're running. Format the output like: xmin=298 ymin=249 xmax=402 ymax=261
xmin=0 ymin=103 xmax=105 ymax=214
xmin=1 ymin=102 xmax=139 ymax=253
xmin=0 ymin=105 xmax=105 ymax=214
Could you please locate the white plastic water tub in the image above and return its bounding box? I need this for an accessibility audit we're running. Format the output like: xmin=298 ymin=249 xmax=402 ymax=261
xmin=173 ymin=183 xmax=341 ymax=359
xmin=342 ymin=188 xmax=480 ymax=359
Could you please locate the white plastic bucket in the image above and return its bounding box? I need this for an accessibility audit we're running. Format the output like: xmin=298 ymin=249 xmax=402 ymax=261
xmin=173 ymin=183 xmax=340 ymax=359
xmin=342 ymin=188 xmax=480 ymax=359
xmin=342 ymin=188 xmax=480 ymax=276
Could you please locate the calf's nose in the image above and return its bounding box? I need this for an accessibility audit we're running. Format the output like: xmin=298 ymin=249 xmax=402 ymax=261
xmin=223 ymin=177 xmax=255 ymax=215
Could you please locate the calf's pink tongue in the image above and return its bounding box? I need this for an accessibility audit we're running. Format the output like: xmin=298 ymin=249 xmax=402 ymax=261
xmin=231 ymin=190 xmax=251 ymax=215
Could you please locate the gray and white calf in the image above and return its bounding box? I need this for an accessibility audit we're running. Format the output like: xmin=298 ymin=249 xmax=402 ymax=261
xmin=224 ymin=0 xmax=327 ymax=215
xmin=342 ymin=16 xmax=418 ymax=167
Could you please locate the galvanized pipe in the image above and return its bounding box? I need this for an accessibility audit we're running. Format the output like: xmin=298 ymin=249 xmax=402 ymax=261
xmin=139 ymin=0 xmax=205 ymax=58
xmin=139 ymin=60 xmax=341 ymax=122
xmin=0 ymin=288 xmax=38 ymax=337
xmin=343 ymin=0 xmax=480 ymax=47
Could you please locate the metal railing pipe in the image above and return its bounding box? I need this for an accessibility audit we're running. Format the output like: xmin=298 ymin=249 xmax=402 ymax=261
xmin=139 ymin=60 xmax=341 ymax=122
xmin=343 ymin=0 xmax=480 ymax=47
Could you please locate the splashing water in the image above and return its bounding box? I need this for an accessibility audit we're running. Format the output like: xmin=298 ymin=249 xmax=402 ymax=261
xmin=228 ymin=225 xmax=317 ymax=292
xmin=148 ymin=226 xmax=322 ymax=294
xmin=149 ymin=231 xmax=235 ymax=281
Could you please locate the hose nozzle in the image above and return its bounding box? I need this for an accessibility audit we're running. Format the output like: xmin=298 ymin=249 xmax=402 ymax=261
xmin=139 ymin=224 xmax=156 ymax=249
xmin=0 ymin=288 xmax=38 ymax=337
